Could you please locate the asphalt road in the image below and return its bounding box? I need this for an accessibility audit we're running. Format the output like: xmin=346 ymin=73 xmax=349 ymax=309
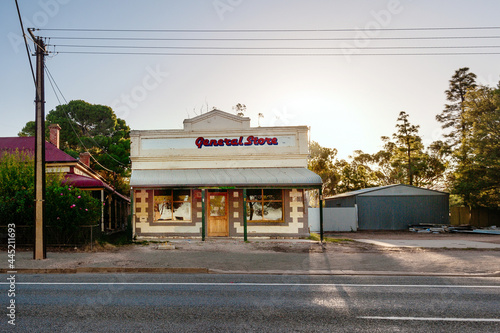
xmin=1 ymin=274 xmax=500 ymax=332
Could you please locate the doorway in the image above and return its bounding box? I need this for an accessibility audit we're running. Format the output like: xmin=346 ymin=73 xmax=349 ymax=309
xmin=207 ymin=192 xmax=228 ymax=237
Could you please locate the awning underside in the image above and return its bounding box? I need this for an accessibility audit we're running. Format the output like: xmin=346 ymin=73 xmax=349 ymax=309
xmin=130 ymin=168 xmax=322 ymax=188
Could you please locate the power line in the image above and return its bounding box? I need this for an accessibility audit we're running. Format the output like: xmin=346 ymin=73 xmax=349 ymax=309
xmin=44 ymin=65 xmax=129 ymax=170
xmin=44 ymin=65 xmax=113 ymax=175
xmin=53 ymin=51 xmax=500 ymax=56
xmin=50 ymin=44 xmax=500 ymax=51
xmin=41 ymin=25 xmax=500 ymax=57
xmin=36 ymin=26 xmax=500 ymax=33
xmin=44 ymin=35 xmax=500 ymax=41
xmin=14 ymin=0 xmax=36 ymax=88
xmin=44 ymin=65 xmax=100 ymax=168
xmin=45 ymin=67 xmax=62 ymax=105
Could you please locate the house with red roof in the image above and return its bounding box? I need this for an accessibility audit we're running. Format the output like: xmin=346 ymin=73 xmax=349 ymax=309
xmin=0 ymin=124 xmax=129 ymax=232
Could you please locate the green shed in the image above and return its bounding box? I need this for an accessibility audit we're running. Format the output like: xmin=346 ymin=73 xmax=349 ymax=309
xmin=324 ymin=184 xmax=449 ymax=230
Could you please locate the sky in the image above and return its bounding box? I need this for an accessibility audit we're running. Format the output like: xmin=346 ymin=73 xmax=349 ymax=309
xmin=1 ymin=0 xmax=499 ymax=160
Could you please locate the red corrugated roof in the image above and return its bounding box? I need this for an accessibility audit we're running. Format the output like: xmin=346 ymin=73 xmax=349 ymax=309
xmin=0 ymin=137 xmax=77 ymax=163
xmin=62 ymin=173 xmax=113 ymax=191
xmin=62 ymin=174 xmax=130 ymax=202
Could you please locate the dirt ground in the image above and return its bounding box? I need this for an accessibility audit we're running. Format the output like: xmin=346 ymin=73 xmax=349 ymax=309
xmin=146 ymin=230 xmax=500 ymax=254
xmin=7 ymin=231 xmax=500 ymax=273
xmin=19 ymin=230 xmax=500 ymax=255
xmin=327 ymin=230 xmax=500 ymax=244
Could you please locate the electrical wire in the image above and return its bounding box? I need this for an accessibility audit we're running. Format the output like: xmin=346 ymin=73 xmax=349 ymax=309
xmin=53 ymin=51 xmax=500 ymax=56
xmin=45 ymin=67 xmax=62 ymax=105
xmin=36 ymin=26 xmax=500 ymax=32
xmin=44 ymin=65 xmax=103 ymax=169
xmin=14 ymin=0 xmax=36 ymax=88
xmin=34 ymin=24 xmax=500 ymax=57
xmin=44 ymin=65 xmax=129 ymax=170
xmin=43 ymin=35 xmax=500 ymax=41
xmin=49 ymin=44 xmax=500 ymax=50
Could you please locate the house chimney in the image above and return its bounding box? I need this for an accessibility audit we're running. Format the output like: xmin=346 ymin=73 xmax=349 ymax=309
xmin=79 ymin=152 xmax=91 ymax=167
xmin=49 ymin=124 xmax=61 ymax=149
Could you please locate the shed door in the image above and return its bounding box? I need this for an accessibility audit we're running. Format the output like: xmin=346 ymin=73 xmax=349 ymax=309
xmin=207 ymin=192 xmax=228 ymax=237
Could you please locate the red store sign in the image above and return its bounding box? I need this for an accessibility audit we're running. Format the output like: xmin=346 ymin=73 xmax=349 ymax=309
xmin=195 ymin=136 xmax=278 ymax=149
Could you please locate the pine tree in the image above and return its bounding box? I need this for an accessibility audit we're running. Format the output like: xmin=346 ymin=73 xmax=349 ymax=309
xmin=436 ymin=67 xmax=477 ymax=153
xmin=392 ymin=111 xmax=424 ymax=186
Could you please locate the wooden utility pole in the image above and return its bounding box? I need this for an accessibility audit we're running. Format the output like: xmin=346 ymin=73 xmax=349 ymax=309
xmin=29 ymin=29 xmax=47 ymax=260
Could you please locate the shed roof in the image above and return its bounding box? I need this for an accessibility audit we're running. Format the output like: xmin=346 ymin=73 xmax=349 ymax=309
xmin=130 ymin=167 xmax=322 ymax=188
xmin=325 ymin=184 xmax=448 ymax=200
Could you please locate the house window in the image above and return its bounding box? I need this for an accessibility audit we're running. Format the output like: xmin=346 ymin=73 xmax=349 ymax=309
xmin=154 ymin=189 xmax=191 ymax=222
xmin=246 ymin=189 xmax=283 ymax=222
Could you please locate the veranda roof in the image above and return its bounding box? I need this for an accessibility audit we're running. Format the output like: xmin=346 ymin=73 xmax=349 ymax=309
xmin=130 ymin=168 xmax=322 ymax=188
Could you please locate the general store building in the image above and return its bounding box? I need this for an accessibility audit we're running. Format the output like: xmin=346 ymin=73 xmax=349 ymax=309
xmin=129 ymin=110 xmax=322 ymax=239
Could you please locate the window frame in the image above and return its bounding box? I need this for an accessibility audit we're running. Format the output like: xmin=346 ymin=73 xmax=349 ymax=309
xmin=246 ymin=189 xmax=284 ymax=223
xmin=153 ymin=189 xmax=192 ymax=222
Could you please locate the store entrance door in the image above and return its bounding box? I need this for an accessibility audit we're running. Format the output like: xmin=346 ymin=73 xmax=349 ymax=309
xmin=207 ymin=192 xmax=228 ymax=237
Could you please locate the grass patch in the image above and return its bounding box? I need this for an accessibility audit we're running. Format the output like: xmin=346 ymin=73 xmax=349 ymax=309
xmin=308 ymin=233 xmax=353 ymax=243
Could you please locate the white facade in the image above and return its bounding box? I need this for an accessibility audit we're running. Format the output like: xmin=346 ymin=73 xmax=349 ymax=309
xmin=129 ymin=110 xmax=321 ymax=239
xmin=130 ymin=110 xmax=310 ymax=170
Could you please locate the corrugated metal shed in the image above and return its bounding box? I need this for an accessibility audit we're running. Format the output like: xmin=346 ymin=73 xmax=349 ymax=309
xmin=130 ymin=167 xmax=322 ymax=188
xmin=325 ymin=184 xmax=449 ymax=230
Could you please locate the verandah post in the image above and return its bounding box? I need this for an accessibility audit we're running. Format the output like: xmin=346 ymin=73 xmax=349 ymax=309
xmin=201 ymin=189 xmax=206 ymax=241
xmin=319 ymin=187 xmax=324 ymax=242
xmin=243 ymin=189 xmax=247 ymax=241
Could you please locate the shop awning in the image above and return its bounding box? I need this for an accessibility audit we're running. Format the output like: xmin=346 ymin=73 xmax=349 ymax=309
xmin=130 ymin=168 xmax=322 ymax=188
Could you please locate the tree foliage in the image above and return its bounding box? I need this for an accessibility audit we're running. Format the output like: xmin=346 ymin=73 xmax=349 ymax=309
xmin=335 ymin=151 xmax=379 ymax=193
xmin=307 ymin=68 xmax=497 ymax=208
xmin=308 ymin=141 xmax=339 ymax=196
xmin=308 ymin=112 xmax=446 ymax=196
xmin=19 ymin=100 xmax=130 ymax=194
xmin=391 ymin=111 xmax=424 ymax=185
xmin=451 ymin=84 xmax=500 ymax=207
xmin=436 ymin=67 xmax=477 ymax=151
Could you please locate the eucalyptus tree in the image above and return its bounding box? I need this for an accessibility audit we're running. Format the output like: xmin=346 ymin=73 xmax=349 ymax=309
xmin=307 ymin=141 xmax=340 ymax=197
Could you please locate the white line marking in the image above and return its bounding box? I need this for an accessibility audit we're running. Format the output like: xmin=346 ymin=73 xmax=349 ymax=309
xmin=360 ymin=316 xmax=500 ymax=322
xmin=1 ymin=282 xmax=500 ymax=288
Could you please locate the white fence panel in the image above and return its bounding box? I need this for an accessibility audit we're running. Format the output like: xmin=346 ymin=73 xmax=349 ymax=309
xmin=308 ymin=207 xmax=358 ymax=232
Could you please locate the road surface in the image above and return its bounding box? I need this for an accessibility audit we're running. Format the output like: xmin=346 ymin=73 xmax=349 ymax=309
xmin=1 ymin=274 xmax=499 ymax=332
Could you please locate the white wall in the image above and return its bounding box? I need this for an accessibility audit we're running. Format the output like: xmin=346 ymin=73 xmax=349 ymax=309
xmin=308 ymin=207 xmax=358 ymax=232
xmin=130 ymin=110 xmax=310 ymax=170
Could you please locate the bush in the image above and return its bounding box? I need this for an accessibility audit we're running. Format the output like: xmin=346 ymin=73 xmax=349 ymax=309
xmin=0 ymin=151 xmax=101 ymax=232
xmin=45 ymin=185 xmax=101 ymax=233
xmin=0 ymin=150 xmax=35 ymax=224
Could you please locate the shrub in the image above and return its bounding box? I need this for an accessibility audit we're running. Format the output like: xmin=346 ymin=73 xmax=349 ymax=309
xmin=0 ymin=150 xmax=35 ymax=224
xmin=0 ymin=151 xmax=101 ymax=231
xmin=45 ymin=185 xmax=101 ymax=233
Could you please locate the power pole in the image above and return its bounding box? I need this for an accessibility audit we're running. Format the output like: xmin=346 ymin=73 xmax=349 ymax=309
xmin=29 ymin=28 xmax=47 ymax=260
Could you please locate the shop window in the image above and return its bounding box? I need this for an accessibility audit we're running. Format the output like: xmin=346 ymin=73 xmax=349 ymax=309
xmin=154 ymin=190 xmax=191 ymax=222
xmin=246 ymin=189 xmax=283 ymax=222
